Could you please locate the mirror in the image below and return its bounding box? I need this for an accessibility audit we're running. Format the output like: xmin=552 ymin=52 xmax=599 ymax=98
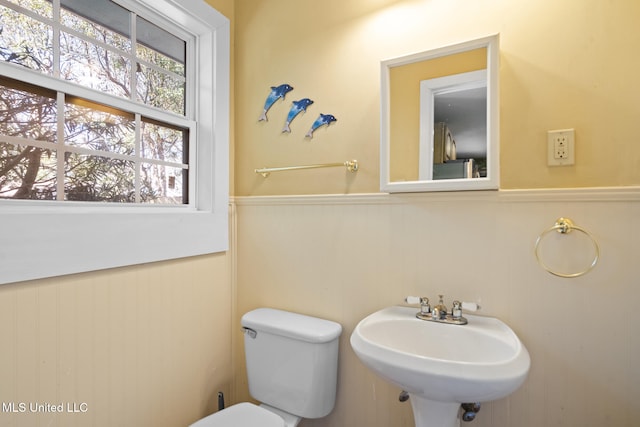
xmin=380 ymin=34 xmax=499 ymax=192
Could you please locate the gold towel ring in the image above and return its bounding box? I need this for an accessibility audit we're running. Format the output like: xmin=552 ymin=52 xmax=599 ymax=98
xmin=534 ymin=217 xmax=600 ymax=278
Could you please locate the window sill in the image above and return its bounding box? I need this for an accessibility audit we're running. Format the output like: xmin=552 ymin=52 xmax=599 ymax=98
xmin=0 ymin=204 xmax=228 ymax=284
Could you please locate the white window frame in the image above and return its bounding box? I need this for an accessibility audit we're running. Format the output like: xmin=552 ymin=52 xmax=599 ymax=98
xmin=0 ymin=0 xmax=230 ymax=284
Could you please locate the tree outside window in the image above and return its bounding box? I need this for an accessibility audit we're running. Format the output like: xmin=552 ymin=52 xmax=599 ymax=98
xmin=0 ymin=0 xmax=189 ymax=204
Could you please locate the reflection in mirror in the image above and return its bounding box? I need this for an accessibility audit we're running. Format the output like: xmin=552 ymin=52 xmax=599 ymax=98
xmin=422 ymin=70 xmax=486 ymax=180
xmin=380 ymin=34 xmax=499 ymax=192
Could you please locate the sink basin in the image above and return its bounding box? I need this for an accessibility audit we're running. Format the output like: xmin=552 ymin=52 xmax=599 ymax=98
xmin=350 ymin=306 xmax=530 ymax=427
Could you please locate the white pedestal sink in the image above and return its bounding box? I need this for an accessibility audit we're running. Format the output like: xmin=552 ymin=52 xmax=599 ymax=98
xmin=350 ymin=306 xmax=530 ymax=427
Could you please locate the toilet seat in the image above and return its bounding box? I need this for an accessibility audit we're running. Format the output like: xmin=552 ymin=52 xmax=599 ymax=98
xmin=189 ymin=402 xmax=285 ymax=427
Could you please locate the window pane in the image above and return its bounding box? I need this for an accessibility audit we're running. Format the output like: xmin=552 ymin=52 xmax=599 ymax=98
xmin=65 ymin=153 xmax=134 ymax=202
xmin=136 ymin=15 xmax=185 ymax=65
xmin=137 ymin=44 xmax=185 ymax=77
xmin=0 ymin=5 xmax=53 ymax=73
xmin=60 ymin=32 xmax=131 ymax=97
xmin=5 ymin=0 xmax=52 ymax=18
xmin=140 ymin=163 xmax=185 ymax=204
xmin=64 ymin=98 xmax=135 ymax=155
xmin=0 ymin=142 xmax=57 ymax=200
xmin=136 ymin=64 xmax=185 ymax=115
xmin=0 ymin=80 xmax=57 ymax=142
xmin=141 ymin=120 xmax=186 ymax=163
xmin=135 ymin=16 xmax=185 ymax=116
xmin=60 ymin=2 xmax=131 ymax=52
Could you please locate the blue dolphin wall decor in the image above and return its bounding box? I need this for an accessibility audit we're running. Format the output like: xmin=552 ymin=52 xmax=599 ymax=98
xmin=259 ymin=84 xmax=294 ymax=122
xmin=305 ymin=113 xmax=337 ymax=138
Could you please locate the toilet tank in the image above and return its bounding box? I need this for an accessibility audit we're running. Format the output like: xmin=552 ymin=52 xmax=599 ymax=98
xmin=241 ymin=308 xmax=342 ymax=419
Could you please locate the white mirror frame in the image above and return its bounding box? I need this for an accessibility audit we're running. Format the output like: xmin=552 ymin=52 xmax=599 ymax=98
xmin=380 ymin=34 xmax=499 ymax=193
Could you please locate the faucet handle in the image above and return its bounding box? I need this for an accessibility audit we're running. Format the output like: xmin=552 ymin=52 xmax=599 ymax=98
xmin=452 ymin=300 xmax=463 ymax=318
xmin=405 ymin=296 xmax=431 ymax=315
xmin=461 ymin=301 xmax=481 ymax=312
xmin=451 ymin=300 xmax=481 ymax=320
xmin=405 ymin=296 xmax=421 ymax=305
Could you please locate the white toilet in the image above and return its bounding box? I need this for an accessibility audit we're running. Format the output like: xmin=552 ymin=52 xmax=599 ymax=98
xmin=190 ymin=308 xmax=342 ymax=427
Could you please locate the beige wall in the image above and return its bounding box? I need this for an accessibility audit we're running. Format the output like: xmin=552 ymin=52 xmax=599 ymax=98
xmin=0 ymin=253 xmax=233 ymax=427
xmin=234 ymin=190 xmax=640 ymax=427
xmin=235 ymin=0 xmax=640 ymax=195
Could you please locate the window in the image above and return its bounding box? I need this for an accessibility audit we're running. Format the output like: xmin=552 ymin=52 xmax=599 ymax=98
xmin=1 ymin=0 xmax=189 ymax=203
xmin=0 ymin=0 xmax=230 ymax=284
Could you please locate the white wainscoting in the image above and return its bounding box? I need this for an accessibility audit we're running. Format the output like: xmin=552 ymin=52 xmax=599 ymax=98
xmin=233 ymin=188 xmax=640 ymax=427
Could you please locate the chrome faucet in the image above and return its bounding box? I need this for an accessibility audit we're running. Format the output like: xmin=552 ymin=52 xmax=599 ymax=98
xmin=431 ymin=295 xmax=447 ymax=320
xmin=404 ymin=296 xmax=430 ymax=316
xmin=405 ymin=295 xmax=480 ymax=325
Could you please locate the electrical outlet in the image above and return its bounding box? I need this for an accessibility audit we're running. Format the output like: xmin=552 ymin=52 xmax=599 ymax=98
xmin=548 ymin=129 xmax=575 ymax=166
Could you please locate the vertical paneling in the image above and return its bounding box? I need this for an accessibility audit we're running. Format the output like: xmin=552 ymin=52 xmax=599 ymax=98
xmin=234 ymin=191 xmax=640 ymax=427
xmin=2 ymin=191 xmax=638 ymax=427
xmin=14 ymin=286 xmax=38 ymax=422
xmin=0 ymin=252 xmax=232 ymax=427
xmin=0 ymin=286 xmax=16 ymax=427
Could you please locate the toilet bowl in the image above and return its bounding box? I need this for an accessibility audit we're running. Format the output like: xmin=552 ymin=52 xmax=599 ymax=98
xmin=189 ymin=308 xmax=342 ymax=427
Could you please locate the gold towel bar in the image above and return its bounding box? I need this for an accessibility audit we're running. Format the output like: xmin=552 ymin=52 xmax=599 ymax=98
xmin=255 ymin=160 xmax=359 ymax=178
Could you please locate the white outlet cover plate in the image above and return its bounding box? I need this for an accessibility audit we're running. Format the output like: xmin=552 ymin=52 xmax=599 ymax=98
xmin=547 ymin=128 xmax=575 ymax=166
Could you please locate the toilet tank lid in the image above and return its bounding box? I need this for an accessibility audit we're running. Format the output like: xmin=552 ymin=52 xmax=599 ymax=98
xmin=242 ymin=308 xmax=342 ymax=343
